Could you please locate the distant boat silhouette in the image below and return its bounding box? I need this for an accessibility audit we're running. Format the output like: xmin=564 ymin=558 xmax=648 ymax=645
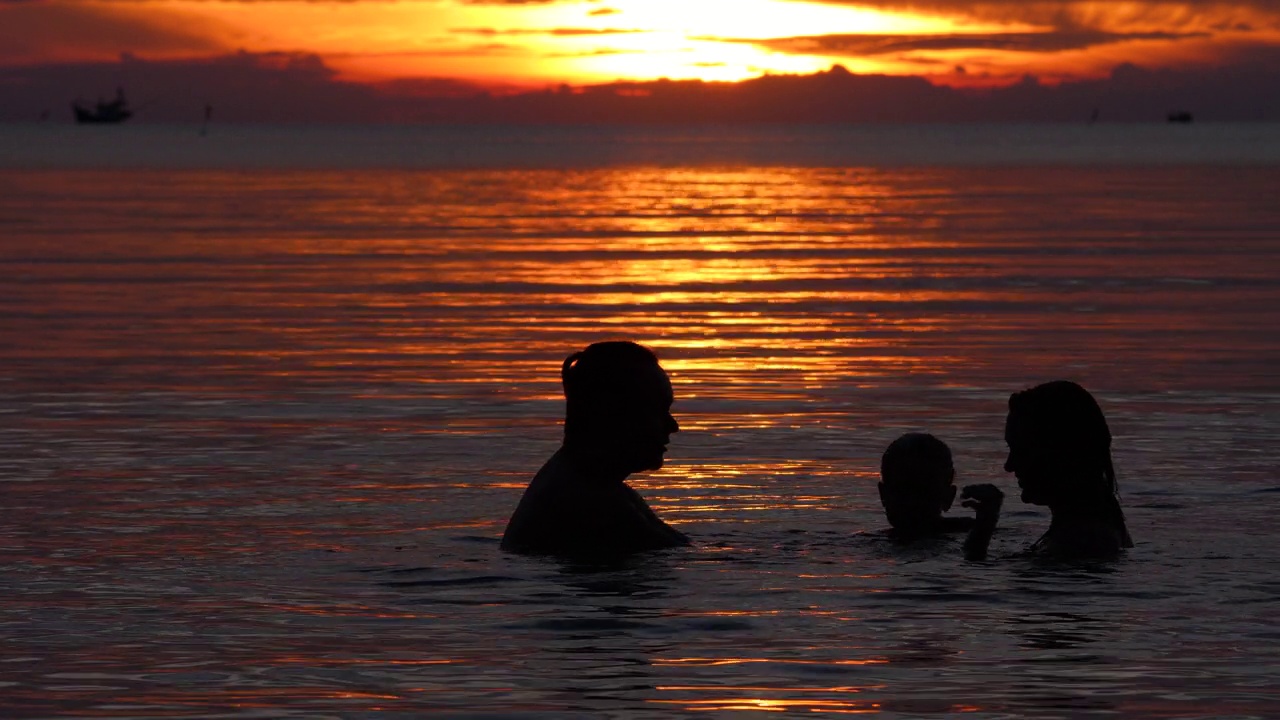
xmin=72 ymin=88 xmax=132 ymax=124
xmin=1167 ymin=111 xmax=1194 ymax=124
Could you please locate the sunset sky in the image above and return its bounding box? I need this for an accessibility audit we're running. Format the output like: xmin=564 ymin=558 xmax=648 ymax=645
xmin=5 ymin=0 xmax=1280 ymax=92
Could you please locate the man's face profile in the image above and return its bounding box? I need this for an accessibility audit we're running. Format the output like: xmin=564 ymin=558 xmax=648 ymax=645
xmin=577 ymin=361 xmax=679 ymax=475
xmin=621 ymin=363 xmax=678 ymax=473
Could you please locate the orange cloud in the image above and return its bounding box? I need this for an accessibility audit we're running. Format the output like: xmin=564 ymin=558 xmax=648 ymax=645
xmin=0 ymin=2 xmax=231 ymax=64
xmin=711 ymin=29 xmax=1210 ymax=56
xmin=807 ymin=1 xmax=1280 ymax=40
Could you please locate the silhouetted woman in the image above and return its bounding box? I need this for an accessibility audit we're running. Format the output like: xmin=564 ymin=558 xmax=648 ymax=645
xmin=501 ymin=341 xmax=689 ymax=557
xmin=1004 ymin=381 xmax=1134 ymax=558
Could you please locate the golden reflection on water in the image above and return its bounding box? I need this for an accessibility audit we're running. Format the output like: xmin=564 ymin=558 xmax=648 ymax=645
xmin=149 ymin=168 xmax=1008 ymax=407
xmin=2 ymin=157 xmax=1043 ymax=407
xmin=650 ymin=693 xmax=884 ymax=714
xmin=651 ymin=699 xmax=878 ymax=713
xmin=2 ymin=165 xmax=1278 ymax=719
xmin=656 ymin=658 xmax=889 ymax=666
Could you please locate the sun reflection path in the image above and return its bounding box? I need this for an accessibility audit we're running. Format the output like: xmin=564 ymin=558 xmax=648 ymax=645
xmin=196 ymin=166 xmax=988 ymax=409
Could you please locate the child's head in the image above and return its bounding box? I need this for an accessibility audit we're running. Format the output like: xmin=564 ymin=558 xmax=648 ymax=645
xmin=878 ymin=433 xmax=957 ymax=531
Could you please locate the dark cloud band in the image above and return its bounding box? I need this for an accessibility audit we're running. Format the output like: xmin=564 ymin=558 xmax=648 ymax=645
xmin=709 ymin=29 xmax=1210 ymax=57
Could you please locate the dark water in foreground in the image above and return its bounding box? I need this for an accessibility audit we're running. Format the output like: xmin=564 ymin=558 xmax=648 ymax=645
xmin=1 ymin=127 xmax=1279 ymax=717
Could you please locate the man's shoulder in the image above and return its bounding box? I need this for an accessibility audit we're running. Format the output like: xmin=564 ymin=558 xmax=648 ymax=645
xmin=501 ymin=458 xmax=627 ymax=554
xmin=500 ymin=454 xmax=572 ymax=551
xmin=501 ymin=471 xmax=687 ymax=556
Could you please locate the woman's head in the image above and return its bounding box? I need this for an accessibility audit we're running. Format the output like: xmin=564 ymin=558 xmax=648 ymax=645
xmin=561 ymin=341 xmax=678 ymax=475
xmin=1004 ymin=380 xmax=1115 ymax=507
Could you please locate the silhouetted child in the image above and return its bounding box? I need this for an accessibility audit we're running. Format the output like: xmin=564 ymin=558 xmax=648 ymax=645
xmin=1005 ymin=380 xmax=1134 ymax=559
xmin=501 ymin=341 xmax=690 ymax=558
xmin=878 ymin=432 xmax=1002 ymax=560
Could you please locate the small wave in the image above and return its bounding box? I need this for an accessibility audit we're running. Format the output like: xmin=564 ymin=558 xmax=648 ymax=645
xmin=381 ymin=574 xmax=521 ymax=589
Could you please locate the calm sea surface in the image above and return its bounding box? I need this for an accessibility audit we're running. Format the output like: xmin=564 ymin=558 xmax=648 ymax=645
xmin=1 ymin=125 xmax=1279 ymax=718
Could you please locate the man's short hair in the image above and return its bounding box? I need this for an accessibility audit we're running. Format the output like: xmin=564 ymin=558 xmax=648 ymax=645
xmin=561 ymin=341 xmax=661 ymax=436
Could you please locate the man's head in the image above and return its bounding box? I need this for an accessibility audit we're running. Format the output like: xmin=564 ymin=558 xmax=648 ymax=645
xmin=878 ymin=432 xmax=956 ymax=532
xmin=562 ymin=341 xmax=678 ymax=476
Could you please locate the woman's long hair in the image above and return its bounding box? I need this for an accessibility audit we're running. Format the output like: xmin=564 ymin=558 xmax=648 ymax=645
xmin=1009 ymin=381 xmax=1133 ymax=547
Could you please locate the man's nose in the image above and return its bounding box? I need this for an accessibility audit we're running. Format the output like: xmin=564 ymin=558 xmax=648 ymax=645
xmin=1003 ymin=453 xmax=1014 ymax=473
xmin=667 ymin=414 xmax=680 ymax=434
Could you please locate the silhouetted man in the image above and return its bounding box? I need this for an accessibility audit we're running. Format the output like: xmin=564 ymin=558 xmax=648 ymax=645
xmin=501 ymin=341 xmax=689 ymax=557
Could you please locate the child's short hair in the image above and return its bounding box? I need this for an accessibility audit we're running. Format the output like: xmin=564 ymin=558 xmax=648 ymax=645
xmin=880 ymin=432 xmax=953 ymax=488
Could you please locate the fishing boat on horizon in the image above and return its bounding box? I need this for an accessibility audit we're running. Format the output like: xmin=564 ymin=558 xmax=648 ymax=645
xmin=72 ymin=88 xmax=132 ymax=124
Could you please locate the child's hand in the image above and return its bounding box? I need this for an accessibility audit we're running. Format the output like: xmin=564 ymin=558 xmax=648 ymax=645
xmin=960 ymin=484 xmax=1004 ymax=522
xmin=961 ymin=484 xmax=1003 ymax=561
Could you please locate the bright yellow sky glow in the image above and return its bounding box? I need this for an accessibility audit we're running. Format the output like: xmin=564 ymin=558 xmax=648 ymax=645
xmin=191 ymin=0 xmax=973 ymax=84
xmin=533 ymin=0 xmax=967 ymax=82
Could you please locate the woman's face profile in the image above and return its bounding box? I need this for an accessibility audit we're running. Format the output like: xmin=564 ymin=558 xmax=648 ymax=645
xmin=1004 ymin=410 xmax=1056 ymax=505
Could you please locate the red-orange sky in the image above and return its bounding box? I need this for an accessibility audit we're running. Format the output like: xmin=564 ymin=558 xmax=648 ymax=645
xmin=4 ymin=0 xmax=1280 ymax=91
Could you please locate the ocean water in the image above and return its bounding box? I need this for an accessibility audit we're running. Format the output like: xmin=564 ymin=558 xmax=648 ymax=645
xmin=1 ymin=125 xmax=1279 ymax=718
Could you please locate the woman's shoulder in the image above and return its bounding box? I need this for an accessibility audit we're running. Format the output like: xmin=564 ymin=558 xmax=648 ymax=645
xmin=1030 ymin=521 xmax=1128 ymax=559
